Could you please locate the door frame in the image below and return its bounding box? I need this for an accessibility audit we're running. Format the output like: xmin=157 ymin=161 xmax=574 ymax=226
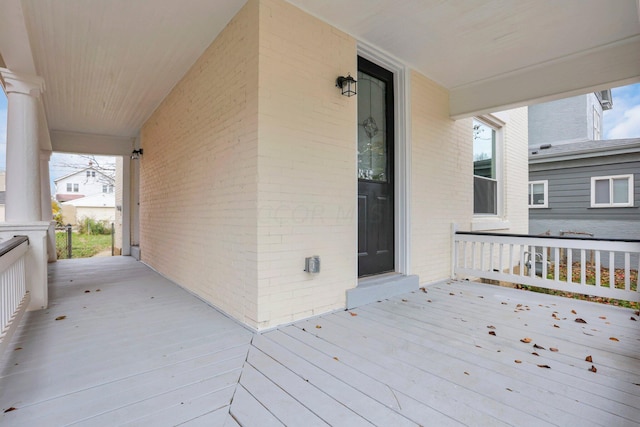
xmin=357 ymin=42 xmax=411 ymax=276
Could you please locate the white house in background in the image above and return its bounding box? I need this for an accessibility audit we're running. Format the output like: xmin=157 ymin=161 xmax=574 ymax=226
xmin=54 ymin=166 xmax=115 ymax=225
xmin=54 ymin=165 xmax=115 ymax=203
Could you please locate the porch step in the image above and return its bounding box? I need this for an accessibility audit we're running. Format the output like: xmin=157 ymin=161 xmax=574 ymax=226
xmin=346 ymin=273 xmax=419 ymax=309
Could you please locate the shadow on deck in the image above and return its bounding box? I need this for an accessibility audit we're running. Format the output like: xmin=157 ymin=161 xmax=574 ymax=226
xmin=1 ymin=257 xmax=639 ymax=426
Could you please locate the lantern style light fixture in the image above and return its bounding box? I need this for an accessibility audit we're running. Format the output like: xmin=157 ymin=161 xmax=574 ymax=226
xmin=130 ymin=149 xmax=143 ymax=160
xmin=336 ymin=74 xmax=357 ymax=97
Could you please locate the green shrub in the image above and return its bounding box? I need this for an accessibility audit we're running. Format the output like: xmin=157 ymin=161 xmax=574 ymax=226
xmin=77 ymin=217 xmax=112 ymax=235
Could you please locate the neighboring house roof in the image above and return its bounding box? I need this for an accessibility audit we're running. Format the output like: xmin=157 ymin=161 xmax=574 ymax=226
xmin=54 ymin=166 xmax=115 ymax=184
xmin=62 ymin=193 xmax=115 ymax=208
xmin=529 ymin=138 xmax=640 ymax=164
xmin=56 ymin=194 xmax=86 ymax=203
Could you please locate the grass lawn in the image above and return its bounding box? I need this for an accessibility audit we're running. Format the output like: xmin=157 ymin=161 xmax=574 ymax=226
xmin=56 ymin=232 xmax=112 ymax=259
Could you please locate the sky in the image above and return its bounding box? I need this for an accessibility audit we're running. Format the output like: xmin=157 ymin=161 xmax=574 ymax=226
xmin=0 ymin=82 xmax=639 ymax=181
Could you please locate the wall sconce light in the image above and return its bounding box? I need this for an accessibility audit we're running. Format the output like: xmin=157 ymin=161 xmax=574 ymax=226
xmin=336 ymin=74 xmax=357 ymax=97
xmin=131 ymin=149 xmax=143 ymax=160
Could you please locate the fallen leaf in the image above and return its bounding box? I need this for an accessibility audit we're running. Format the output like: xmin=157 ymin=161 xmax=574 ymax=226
xmin=575 ymin=318 xmax=587 ymax=324
xmin=55 ymin=316 xmax=66 ymax=321
xmin=571 ymin=310 xmax=577 ymax=314
xmin=14 ymin=347 xmax=22 ymax=351
xmin=532 ymin=352 xmax=540 ymax=356
xmin=553 ymin=324 xmax=560 ymax=328
xmin=550 ymin=348 xmax=559 ymax=352
xmin=427 ymin=299 xmax=432 ymax=303
xmin=333 ymin=356 xmax=339 ymax=361
xmin=533 ymin=344 xmax=546 ymax=350
xmin=421 ymin=288 xmax=427 ymax=293
xmin=599 ymin=316 xmax=606 ymax=319
xmin=96 ymin=289 xmax=101 ymax=292
xmin=488 ymin=331 xmax=496 ymax=336
xmin=537 ymin=364 xmax=551 ymax=369
xmin=514 ymin=360 xmax=522 ymax=363
xmin=516 ymin=304 xmax=523 ymax=308
xmin=609 ymin=337 xmax=619 ymax=342
xmin=582 ymin=331 xmax=594 ymax=336
xmin=585 ymin=355 xmax=593 ymax=362
xmin=349 ymin=312 xmax=358 ymax=317
xmin=315 ymin=325 xmax=322 ymax=329
xmin=520 ymin=337 xmax=532 ymax=343
xmin=449 ymin=293 xmax=455 ymax=296
xmin=3 ymin=407 xmax=16 ymax=413
xmin=487 ymin=325 xmax=496 ymax=329
xmin=402 ymin=299 xmax=408 ymax=302
xmin=84 ymin=290 xmax=90 ymax=293
xmin=501 ymin=302 xmax=508 ymax=305
xmin=635 ymin=310 xmax=640 ymax=316
xmin=631 ymin=317 xmax=637 ymax=321
xmin=475 ymin=345 xmax=482 ymax=348
xmin=506 ymin=388 xmax=513 ymax=392
xmin=589 ymin=365 xmax=597 ymax=373
xmin=464 ymin=372 xmax=470 ymax=375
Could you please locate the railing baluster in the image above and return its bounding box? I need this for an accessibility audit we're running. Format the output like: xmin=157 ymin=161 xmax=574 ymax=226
xmin=580 ymin=249 xmax=586 ymax=285
xmin=519 ymin=245 xmax=525 ymax=277
xmin=625 ymin=252 xmax=630 ymax=291
xmin=489 ymin=243 xmax=494 ymax=272
xmin=567 ymin=248 xmax=572 ymax=284
xmin=595 ymin=250 xmax=601 ymax=287
xmin=509 ymin=244 xmax=514 ymax=275
xmin=554 ymin=247 xmax=560 ymax=282
xmin=499 ymin=243 xmax=504 ymax=275
xmin=609 ymin=252 xmax=615 ymax=289
xmin=542 ymin=246 xmax=548 ymax=279
xmin=480 ymin=242 xmax=485 ymax=271
xmin=471 ymin=242 xmax=476 ymax=270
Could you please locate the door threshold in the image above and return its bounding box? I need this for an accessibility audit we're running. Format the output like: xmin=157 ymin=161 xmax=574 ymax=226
xmin=347 ymin=273 xmax=419 ymax=309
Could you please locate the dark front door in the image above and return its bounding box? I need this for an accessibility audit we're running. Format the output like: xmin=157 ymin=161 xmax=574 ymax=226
xmin=357 ymin=57 xmax=394 ymax=277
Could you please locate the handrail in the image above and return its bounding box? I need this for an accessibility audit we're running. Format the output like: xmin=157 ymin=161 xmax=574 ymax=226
xmin=452 ymin=229 xmax=640 ymax=302
xmin=0 ymin=235 xmax=29 ymax=257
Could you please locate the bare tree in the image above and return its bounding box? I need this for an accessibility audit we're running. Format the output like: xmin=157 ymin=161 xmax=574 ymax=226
xmin=53 ymin=154 xmax=115 ymax=185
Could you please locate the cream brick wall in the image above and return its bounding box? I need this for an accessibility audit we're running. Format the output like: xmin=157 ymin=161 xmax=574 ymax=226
xmin=140 ymin=0 xmax=260 ymax=326
xmin=410 ymin=72 xmax=529 ymax=283
xmin=255 ymin=0 xmax=357 ymax=329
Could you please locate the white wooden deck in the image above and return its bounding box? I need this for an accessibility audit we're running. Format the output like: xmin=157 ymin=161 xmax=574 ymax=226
xmin=1 ymin=257 xmax=639 ymax=426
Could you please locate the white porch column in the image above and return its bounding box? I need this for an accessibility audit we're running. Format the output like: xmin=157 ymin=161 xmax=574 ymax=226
xmin=40 ymin=150 xmax=57 ymax=262
xmin=0 ymin=69 xmax=45 ymax=222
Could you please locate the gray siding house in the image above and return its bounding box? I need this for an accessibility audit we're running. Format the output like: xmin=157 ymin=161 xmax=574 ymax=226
xmin=529 ymin=138 xmax=640 ymax=241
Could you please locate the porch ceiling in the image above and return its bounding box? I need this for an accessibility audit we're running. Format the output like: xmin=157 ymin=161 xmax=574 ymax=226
xmin=1 ymin=0 xmax=639 ymax=144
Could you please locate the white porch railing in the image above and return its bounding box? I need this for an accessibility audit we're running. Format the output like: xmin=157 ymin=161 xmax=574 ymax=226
xmin=0 ymin=236 xmax=30 ymax=358
xmin=453 ymin=230 xmax=640 ymax=302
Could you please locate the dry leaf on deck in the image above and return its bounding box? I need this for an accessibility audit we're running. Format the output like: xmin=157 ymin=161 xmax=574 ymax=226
xmin=585 ymin=355 xmax=593 ymax=362
xmin=609 ymin=337 xmax=619 ymax=342
xmin=402 ymin=299 xmax=408 ymax=302
xmin=575 ymin=318 xmax=587 ymax=324
xmin=571 ymin=310 xmax=577 ymax=314
xmin=631 ymin=317 xmax=637 ymax=321
xmin=333 ymin=356 xmax=339 ymax=361
xmin=533 ymin=344 xmax=546 ymax=350
xmin=589 ymin=365 xmax=597 ymax=373
xmin=464 ymin=372 xmax=470 ymax=375
xmin=349 ymin=312 xmax=358 ymax=317
xmin=553 ymin=324 xmax=560 ymax=328
xmin=84 ymin=290 xmax=90 ymax=293
xmin=537 ymin=364 xmax=551 ymax=369
xmin=599 ymin=316 xmax=606 ymax=319
xmin=550 ymin=348 xmax=559 ymax=352
xmin=421 ymin=288 xmax=427 ymax=293
xmin=520 ymin=337 xmax=532 ymax=343
xmin=55 ymin=316 xmax=66 ymax=321
xmin=3 ymin=407 xmax=17 ymax=413
xmin=488 ymin=331 xmax=496 ymax=336
xmin=315 ymin=325 xmax=322 ymax=329
xmin=514 ymin=360 xmax=522 ymax=363
xmin=532 ymin=352 xmax=540 ymax=356
xmin=487 ymin=325 xmax=496 ymax=329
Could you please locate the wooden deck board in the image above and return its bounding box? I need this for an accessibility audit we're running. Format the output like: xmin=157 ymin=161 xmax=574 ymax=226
xmin=1 ymin=257 xmax=638 ymax=426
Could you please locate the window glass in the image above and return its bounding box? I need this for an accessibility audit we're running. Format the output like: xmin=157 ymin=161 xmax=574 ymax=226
xmin=357 ymin=71 xmax=387 ymax=182
xmin=73 ymin=183 xmax=79 ymax=192
xmin=612 ymin=178 xmax=628 ymax=203
xmin=594 ymin=179 xmax=609 ymax=204
xmin=473 ymin=120 xmax=495 ymax=179
xmin=66 ymin=183 xmax=72 ymax=192
xmin=532 ymin=183 xmax=545 ymax=205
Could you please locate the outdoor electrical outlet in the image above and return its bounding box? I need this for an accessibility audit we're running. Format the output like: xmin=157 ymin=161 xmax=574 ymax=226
xmin=304 ymin=256 xmax=320 ymax=274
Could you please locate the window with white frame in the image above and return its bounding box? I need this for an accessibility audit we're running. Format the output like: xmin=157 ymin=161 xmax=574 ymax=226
xmin=593 ymin=106 xmax=601 ymax=140
xmin=473 ymin=118 xmax=501 ymax=215
xmin=590 ymin=174 xmax=634 ymax=207
xmin=528 ymin=180 xmax=548 ymax=208
xmin=73 ymin=183 xmax=79 ymax=192
xmin=66 ymin=183 xmax=72 ymax=192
